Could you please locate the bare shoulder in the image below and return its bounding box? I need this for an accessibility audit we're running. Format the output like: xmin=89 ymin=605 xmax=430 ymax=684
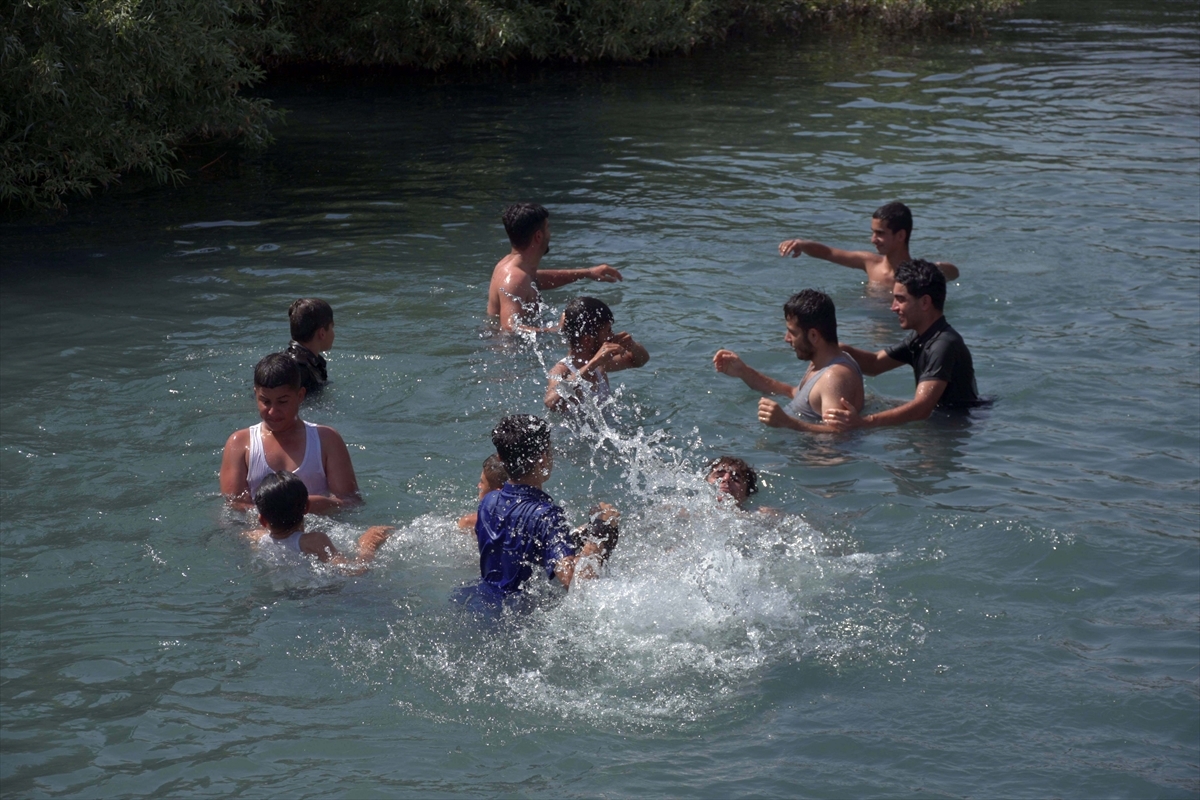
xmin=314 ymin=424 xmax=347 ymax=446
xmin=300 ymin=530 xmax=336 ymax=557
xmin=223 ymin=427 xmax=251 ymax=454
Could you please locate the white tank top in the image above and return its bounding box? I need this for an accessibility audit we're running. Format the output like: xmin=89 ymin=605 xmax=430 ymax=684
xmin=261 ymin=529 xmax=305 ymax=553
xmin=557 ymin=357 xmax=611 ymax=404
xmin=247 ymin=421 xmax=329 ymax=499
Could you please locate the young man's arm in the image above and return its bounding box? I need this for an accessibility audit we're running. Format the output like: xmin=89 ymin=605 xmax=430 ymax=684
xmin=311 ymin=427 xmax=361 ymax=513
xmin=779 ymin=239 xmax=877 ymax=273
xmin=545 ymin=363 xmax=575 ymax=412
xmin=823 ymin=380 xmax=947 ymax=431
xmin=756 ymin=398 xmax=834 ymax=434
xmin=840 ymin=344 xmax=904 ymax=377
xmin=219 ymin=429 xmax=255 ymax=510
xmin=809 ymin=363 xmax=865 ymax=419
xmin=301 ymin=526 xmax=392 ymax=575
xmin=535 ymin=264 xmax=623 ymax=290
xmin=935 ymin=261 xmax=960 ymax=281
xmin=713 ymin=349 xmax=797 ymax=398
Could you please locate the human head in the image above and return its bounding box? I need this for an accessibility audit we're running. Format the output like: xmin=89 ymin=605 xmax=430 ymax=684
xmin=895 ymin=259 xmax=947 ymax=312
xmin=873 ymin=201 xmax=913 ymax=245
xmin=503 ymin=203 xmax=550 ymax=250
xmin=707 ymin=456 xmax=759 ymax=505
xmin=480 ymin=453 xmax=509 ymax=495
xmin=491 ymin=414 xmax=551 ymax=481
xmin=254 ymin=352 xmax=302 ymax=391
xmin=562 ymin=296 xmax=615 ymax=351
xmin=254 ymin=470 xmax=308 ymax=531
xmin=289 ymin=298 xmax=334 ymax=343
xmin=783 ymin=289 xmax=838 ymax=345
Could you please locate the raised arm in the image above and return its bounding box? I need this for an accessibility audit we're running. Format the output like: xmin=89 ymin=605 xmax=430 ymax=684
xmin=608 ymin=331 xmax=649 ymax=371
xmin=779 ymin=239 xmax=876 ymax=273
xmin=310 ymin=427 xmax=361 ymax=513
xmin=840 ymin=343 xmax=903 ymax=377
xmin=713 ymin=349 xmax=796 ymax=398
xmin=823 ymin=380 xmax=947 ymax=431
xmin=219 ymin=429 xmax=254 ymax=510
xmin=535 ymin=264 xmax=623 ymax=290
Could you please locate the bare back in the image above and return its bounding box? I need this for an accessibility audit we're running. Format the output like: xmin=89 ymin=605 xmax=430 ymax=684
xmin=487 ymin=253 xmax=540 ymax=331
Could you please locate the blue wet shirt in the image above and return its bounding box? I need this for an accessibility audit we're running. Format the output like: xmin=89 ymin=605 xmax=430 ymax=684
xmin=475 ymin=483 xmax=575 ymax=595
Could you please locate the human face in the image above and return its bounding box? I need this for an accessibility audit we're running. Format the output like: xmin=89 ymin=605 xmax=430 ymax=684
xmin=708 ymin=467 xmax=750 ymax=505
xmin=477 ymin=470 xmax=491 ymax=499
xmin=870 ymin=218 xmax=904 ymax=255
xmin=254 ymin=384 xmax=304 ymax=432
xmin=891 ymin=282 xmax=927 ymax=331
xmin=784 ymin=316 xmax=816 ymax=361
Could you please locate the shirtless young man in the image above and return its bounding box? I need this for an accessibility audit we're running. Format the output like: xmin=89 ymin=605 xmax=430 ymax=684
xmin=713 ymin=289 xmax=864 ymax=434
xmin=220 ymin=353 xmax=360 ymax=514
xmin=778 ymin=201 xmax=960 ymax=285
xmin=487 ymin=203 xmax=623 ymax=332
xmin=545 ymin=296 xmax=649 ymax=412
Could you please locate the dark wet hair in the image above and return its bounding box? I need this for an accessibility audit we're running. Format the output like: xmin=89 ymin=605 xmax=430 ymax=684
xmin=254 ymin=352 xmax=302 ymax=390
xmin=783 ymin=289 xmax=838 ymax=343
xmin=562 ymin=296 xmax=615 ymax=349
xmin=482 ymin=453 xmax=509 ymax=489
xmin=289 ymin=298 xmax=333 ymax=343
xmin=254 ymin=470 xmax=308 ymax=530
xmin=503 ymin=202 xmax=550 ymax=249
xmin=491 ymin=414 xmax=550 ymax=480
xmin=873 ymin=201 xmax=913 ymax=244
xmin=895 ymin=259 xmax=947 ymax=312
xmin=708 ymin=456 xmax=759 ymax=495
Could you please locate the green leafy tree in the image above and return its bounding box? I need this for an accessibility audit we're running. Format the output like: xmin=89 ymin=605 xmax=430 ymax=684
xmin=2 ymin=0 xmax=289 ymax=210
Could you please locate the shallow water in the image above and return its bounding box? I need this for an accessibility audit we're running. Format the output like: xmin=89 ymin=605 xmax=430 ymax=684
xmin=2 ymin=0 xmax=1198 ymax=796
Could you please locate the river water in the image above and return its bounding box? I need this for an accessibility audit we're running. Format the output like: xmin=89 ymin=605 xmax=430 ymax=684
xmin=2 ymin=0 xmax=1197 ymax=796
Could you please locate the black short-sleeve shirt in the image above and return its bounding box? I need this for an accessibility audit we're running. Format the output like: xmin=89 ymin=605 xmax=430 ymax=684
xmin=285 ymin=341 xmax=328 ymax=394
xmin=885 ymin=317 xmax=979 ymax=408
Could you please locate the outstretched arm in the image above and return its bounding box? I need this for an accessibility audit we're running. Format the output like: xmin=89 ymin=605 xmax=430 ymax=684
xmin=823 ymin=380 xmax=947 ymax=431
xmin=302 ymin=526 xmax=393 ymax=575
xmin=840 ymin=343 xmax=903 ymax=377
xmin=535 ymin=264 xmax=623 ymax=290
xmin=310 ymin=427 xmax=361 ymax=513
xmin=779 ymin=239 xmax=877 ymax=273
xmin=713 ymin=349 xmax=796 ymax=398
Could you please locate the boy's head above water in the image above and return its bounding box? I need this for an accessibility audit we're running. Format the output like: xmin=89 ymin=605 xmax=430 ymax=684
xmin=289 ymin=298 xmax=334 ymax=347
xmin=253 ymin=353 xmax=305 ymax=430
xmin=491 ymin=414 xmax=551 ymax=482
xmin=562 ymin=296 xmax=615 ymax=353
xmin=254 ymin=470 xmax=308 ymax=531
xmin=707 ymin=456 xmax=759 ymax=506
xmin=479 ymin=453 xmax=509 ymax=496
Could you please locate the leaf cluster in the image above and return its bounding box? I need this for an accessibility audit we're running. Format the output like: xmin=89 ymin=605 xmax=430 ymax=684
xmin=2 ymin=0 xmax=289 ymax=210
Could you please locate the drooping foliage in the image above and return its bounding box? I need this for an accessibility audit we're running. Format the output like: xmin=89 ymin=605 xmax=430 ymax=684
xmin=1 ymin=0 xmax=288 ymax=210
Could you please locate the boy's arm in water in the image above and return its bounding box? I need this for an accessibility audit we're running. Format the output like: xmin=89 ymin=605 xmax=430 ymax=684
xmin=779 ymin=239 xmax=878 ymax=273
xmin=713 ymin=349 xmax=797 ymax=398
xmin=310 ymin=426 xmax=361 ymax=513
xmin=300 ymin=525 xmax=393 ymax=575
xmin=823 ymin=380 xmax=947 ymax=431
xmin=839 ymin=343 xmax=903 ymax=377
xmin=535 ymin=264 xmax=623 ymax=290
xmin=219 ymin=428 xmax=254 ymax=510
xmin=607 ymin=331 xmax=649 ymax=371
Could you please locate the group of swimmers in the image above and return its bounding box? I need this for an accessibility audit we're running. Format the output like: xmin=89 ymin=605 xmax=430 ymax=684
xmin=220 ymin=200 xmax=980 ymax=599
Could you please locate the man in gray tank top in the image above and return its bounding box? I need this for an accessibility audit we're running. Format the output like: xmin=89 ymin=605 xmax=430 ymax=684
xmin=713 ymin=290 xmax=864 ymax=434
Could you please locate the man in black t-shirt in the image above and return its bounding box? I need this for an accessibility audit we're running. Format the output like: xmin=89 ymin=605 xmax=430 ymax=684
xmin=825 ymin=259 xmax=979 ymax=430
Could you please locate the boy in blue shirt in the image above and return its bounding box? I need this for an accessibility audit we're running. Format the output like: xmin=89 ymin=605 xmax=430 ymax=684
xmin=474 ymin=415 xmax=618 ymax=595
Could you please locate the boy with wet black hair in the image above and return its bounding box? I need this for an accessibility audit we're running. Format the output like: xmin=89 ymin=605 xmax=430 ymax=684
xmin=457 ymin=454 xmax=509 ymax=531
xmin=285 ymin=298 xmax=334 ymax=393
xmin=779 ymin=201 xmax=960 ymax=285
xmin=706 ymin=456 xmax=759 ymax=507
xmin=245 ymin=470 xmax=390 ymax=573
xmin=220 ymin=353 xmax=359 ymax=513
xmin=545 ymin=296 xmax=649 ymax=412
xmin=473 ymin=414 xmax=618 ymax=595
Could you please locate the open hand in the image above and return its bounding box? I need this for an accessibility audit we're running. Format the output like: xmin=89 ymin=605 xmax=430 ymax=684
xmin=822 ymin=397 xmax=864 ymax=431
xmin=713 ymin=349 xmax=745 ymax=377
xmin=779 ymin=239 xmax=807 ymax=257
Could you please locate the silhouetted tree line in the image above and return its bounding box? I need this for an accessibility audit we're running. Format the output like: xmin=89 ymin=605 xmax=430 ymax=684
xmin=1 ymin=0 xmax=1018 ymax=210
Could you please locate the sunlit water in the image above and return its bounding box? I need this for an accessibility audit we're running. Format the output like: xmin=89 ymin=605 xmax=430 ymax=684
xmin=2 ymin=0 xmax=1198 ymax=796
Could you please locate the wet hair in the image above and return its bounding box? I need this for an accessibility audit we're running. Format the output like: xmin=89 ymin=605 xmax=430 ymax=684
xmin=562 ymin=296 xmax=614 ymax=349
xmin=491 ymin=414 xmax=550 ymax=481
xmin=254 ymin=470 xmax=308 ymax=530
xmin=783 ymin=289 xmax=838 ymax=344
xmin=895 ymin=259 xmax=947 ymax=312
xmin=482 ymin=453 xmax=509 ymax=490
xmin=707 ymin=456 xmax=759 ymax=495
xmin=254 ymin=352 xmax=302 ymax=390
xmin=873 ymin=201 xmax=913 ymax=244
xmin=289 ymin=298 xmax=334 ymax=343
xmin=502 ymin=202 xmax=550 ymax=249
